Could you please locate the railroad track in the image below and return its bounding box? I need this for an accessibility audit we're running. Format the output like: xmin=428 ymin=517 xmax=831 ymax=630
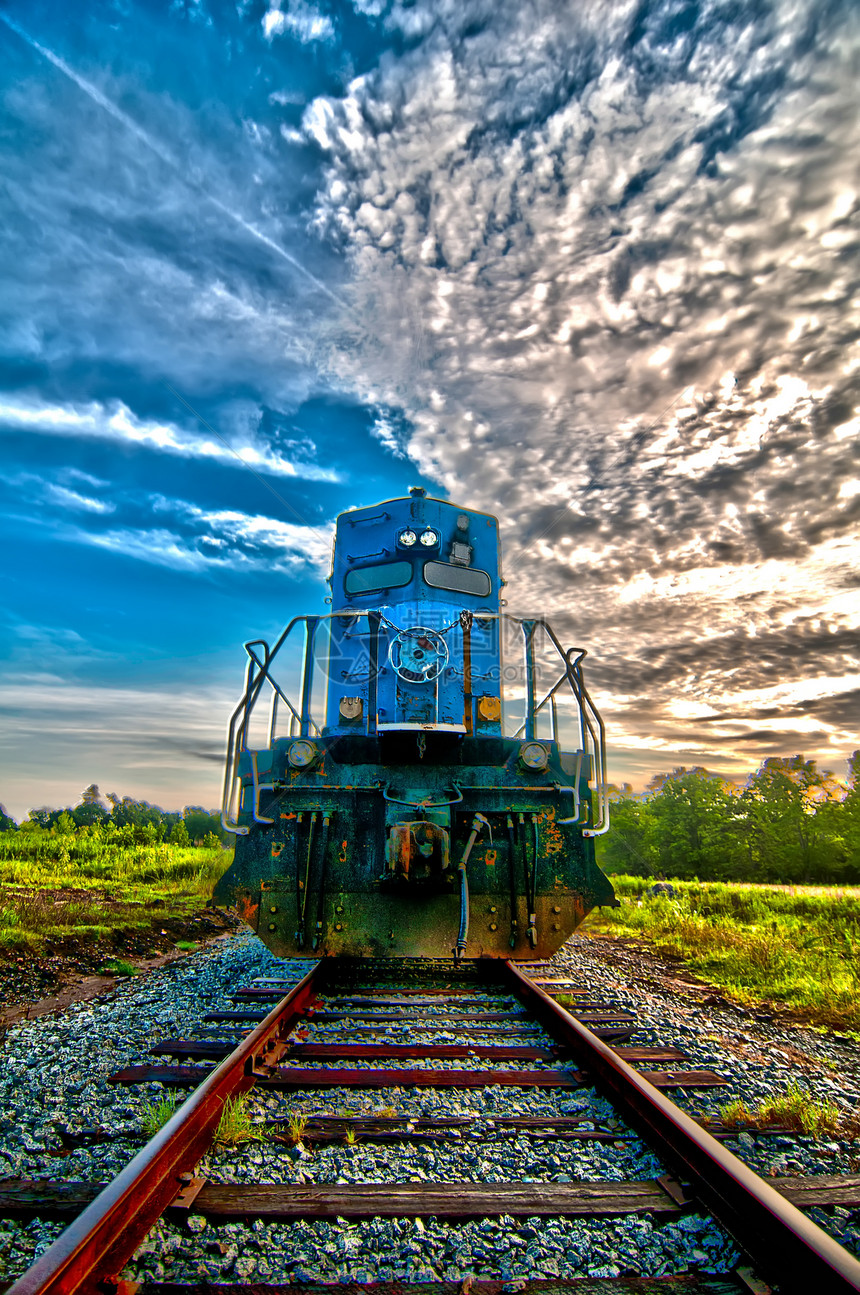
xmin=3 ymin=958 xmax=860 ymax=1295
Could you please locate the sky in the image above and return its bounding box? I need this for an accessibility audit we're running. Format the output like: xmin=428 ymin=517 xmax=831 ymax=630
xmin=0 ymin=0 xmax=858 ymax=821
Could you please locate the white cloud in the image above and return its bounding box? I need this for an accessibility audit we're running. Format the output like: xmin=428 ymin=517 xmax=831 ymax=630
xmin=295 ymin=0 xmax=860 ymax=784
xmin=59 ymin=496 xmax=335 ymax=576
xmin=263 ymin=2 xmax=335 ymax=43
xmin=369 ymin=410 xmax=408 ymax=458
xmin=0 ymin=397 xmax=339 ymax=482
xmin=43 ymin=483 xmax=116 ymax=515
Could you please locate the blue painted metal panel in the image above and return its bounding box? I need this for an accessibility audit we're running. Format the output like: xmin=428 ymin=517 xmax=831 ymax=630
xmin=325 ymin=493 xmax=502 ymax=736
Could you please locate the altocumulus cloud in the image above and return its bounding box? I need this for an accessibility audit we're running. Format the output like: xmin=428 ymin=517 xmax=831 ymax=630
xmin=284 ymin=0 xmax=860 ymax=783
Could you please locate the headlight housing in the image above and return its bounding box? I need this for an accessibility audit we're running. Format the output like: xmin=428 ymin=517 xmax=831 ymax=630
xmin=520 ymin=742 xmax=549 ymax=772
xmin=287 ymin=739 xmax=318 ymax=769
xmin=398 ymin=528 xmax=417 ymax=547
xmin=419 ymin=528 xmax=439 ymax=546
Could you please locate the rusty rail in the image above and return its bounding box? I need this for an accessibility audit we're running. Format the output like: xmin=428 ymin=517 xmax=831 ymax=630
xmin=501 ymin=961 xmax=860 ymax=1295
xmin=6 ymin=963 xmax=322 ymax=1295
xmin=9 ymin=958 xmax=860 ymax=1295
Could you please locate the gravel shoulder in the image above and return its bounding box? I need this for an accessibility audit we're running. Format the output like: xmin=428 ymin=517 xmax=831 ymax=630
xmin=0 ymin=930 xmax=858 ymax=1287
xmin=0 ymin=905 xmax=241 ymax=1030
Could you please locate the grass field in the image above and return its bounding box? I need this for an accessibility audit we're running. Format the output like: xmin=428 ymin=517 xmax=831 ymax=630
xmin=5 ymin=829 xmax=860 ymax=1043
xmin=582 ymin=876 xmax=860 ymax=1037
xmin=0 ymin=831 xmax=233 ymax=954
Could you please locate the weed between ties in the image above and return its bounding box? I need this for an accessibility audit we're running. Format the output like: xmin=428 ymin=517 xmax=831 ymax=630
xmin=718 ymin=1083 xmax=841 ymax=1137
xmin=141 ymin=1096 xmax=178 ymax=1139
xmin=214 ymin=1095 xmax=261 ymax=1146
xmin=286 ymin=1112 xmax=309 ymax=1144
xmin=140 ymin=1095 xmax=265 ymax=1147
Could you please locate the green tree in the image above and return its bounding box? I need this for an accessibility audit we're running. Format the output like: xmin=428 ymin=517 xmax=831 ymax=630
xmin=646 ymin=767 xmax=743 ymax=879
xmin=107 ymin=794 xmax=166 ymax=838
xmin=168 ymin=819 xmax=190 ymax=846
xmin=183 ymin=806 xmax=223 ymax=843
xmin=596 ymin=785 xmax=656 ymax=875
xmin=28 ymin=806 xmax=60 ymax=829
xmin=54 ymin=810 xmax=77 ymax=837
xmin=0 ymin=803 xmax=16 ymax=832
xmin=740 ymin=756 xmax=843 ymax=881
xmin=819 ymin=750 xmax=860 ymax=882
xmin=72 ymin=784 xmax=109 ymax=828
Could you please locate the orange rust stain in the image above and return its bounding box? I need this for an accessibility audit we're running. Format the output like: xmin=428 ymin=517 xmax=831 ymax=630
xmin=271 ymin=843 xmax=284 ymax=858
xmin=236 ymin=893 xmax=260 ymax=927
xmin=339 ymin=840 xmax=348 ymax=862
xmin=540 ymin=809 xmax=565 ymax=857
xmin=484 ymin=849 xmax=497 ymax=867
xmin=280 ymin=812 xmax=297 ymax=820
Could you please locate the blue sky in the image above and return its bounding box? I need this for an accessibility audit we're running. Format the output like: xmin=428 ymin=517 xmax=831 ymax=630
xmin=1 ymin=0 xmax=858 ymax=819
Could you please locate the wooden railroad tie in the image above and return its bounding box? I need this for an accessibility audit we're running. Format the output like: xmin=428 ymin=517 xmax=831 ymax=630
xmin=3 ymin=1175 xmax=859 ymax=1224
xmin=108 ymin=1063 xmax=727 ymax=1090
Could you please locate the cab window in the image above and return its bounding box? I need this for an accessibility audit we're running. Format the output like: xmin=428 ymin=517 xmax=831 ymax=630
xmin=423 ymin=561 xmax=492 ymax=597
xmin=345 ymin=560 xmax=413 ymax=594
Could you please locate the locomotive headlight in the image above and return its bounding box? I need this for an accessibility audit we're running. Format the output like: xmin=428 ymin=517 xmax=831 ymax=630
xmin=520 ymin=742 xmax=549 ymax=772
xmin=287 ymin=739 xmax=318 ymax=769
xmin=398 ymin=528 xmax=417 ymax=547
xmin=419 ymin=528 xmax=439 ymax=546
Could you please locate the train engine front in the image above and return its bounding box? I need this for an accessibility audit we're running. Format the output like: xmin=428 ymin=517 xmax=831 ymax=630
xmin=214 ymin=488 xmax=616 ymax=958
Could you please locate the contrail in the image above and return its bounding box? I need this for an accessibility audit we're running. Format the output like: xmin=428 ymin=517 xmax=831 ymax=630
xmin=0 ymin=12 xmax=350 ymax=311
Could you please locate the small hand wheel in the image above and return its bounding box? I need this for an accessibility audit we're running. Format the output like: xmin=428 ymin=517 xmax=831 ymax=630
xmin=388 ymin=627 xmax=448 ymax=684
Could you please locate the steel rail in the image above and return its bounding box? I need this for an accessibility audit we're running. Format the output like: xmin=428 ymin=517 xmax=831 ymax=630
xmin=501 ymin=960 xmax=860 ymax=1294
xmin=6 ymin=963 xmax=322 ymax=1295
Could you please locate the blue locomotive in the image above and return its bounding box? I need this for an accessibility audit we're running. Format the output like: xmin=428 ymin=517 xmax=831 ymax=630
xmin=215 ymin=488 xmax=616 ymax=959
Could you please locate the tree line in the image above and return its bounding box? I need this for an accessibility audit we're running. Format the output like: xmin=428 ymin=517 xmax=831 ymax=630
xmin=2 ymin=754 xmax=859 ymax=881
xmin=597 ymin=754 xmax=860 ymax=884
xmin=0 ymin=784 xmax=226 ymax=847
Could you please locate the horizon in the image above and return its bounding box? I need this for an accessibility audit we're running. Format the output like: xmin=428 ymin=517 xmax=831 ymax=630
xmin=3 ymin=747 xmax=854 ymax=825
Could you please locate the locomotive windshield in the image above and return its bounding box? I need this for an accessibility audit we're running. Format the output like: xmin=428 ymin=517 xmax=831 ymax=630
xmin=344 ymin=560 xmax=413 ymax=594
xmin=423 ymin=560 xmax=491 ymax=597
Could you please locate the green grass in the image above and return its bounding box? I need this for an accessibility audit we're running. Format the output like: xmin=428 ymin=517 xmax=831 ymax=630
xmin=718 ymin=1083 xmax=841 ymax=1137
xmin=285 ymin=1111 xmax=309 ymax=1144
xmin=214 ymin=1095 xmax=260 ymax=1146
xmin=101 ymin=958 xmax=136 ymax=977
xmin=141 ymin=1096 xmax=177 ymax=1139
xmin=583 ymin=876 xmax=860 ymax=1036
xmin=0 ymin=832 xmax=232 ymax=954
xmin=174 ymin=940 xmax=199 ymax=952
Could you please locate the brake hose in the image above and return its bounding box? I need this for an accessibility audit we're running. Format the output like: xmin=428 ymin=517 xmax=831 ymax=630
xmin=454 ymin=813 xmax=489 ymax=962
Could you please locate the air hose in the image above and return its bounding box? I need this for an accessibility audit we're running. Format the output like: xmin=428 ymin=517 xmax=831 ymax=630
xmin=506 ymin=816 xmax=518 ymax=949
xmin=454 ymin=813 xmax=489 ymax=962
xmin=312 ymin=814 xmax=332 ymax=952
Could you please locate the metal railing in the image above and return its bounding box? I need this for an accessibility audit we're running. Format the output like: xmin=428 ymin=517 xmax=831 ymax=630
xmin=221 ymin=611 xmax=609 ymax=837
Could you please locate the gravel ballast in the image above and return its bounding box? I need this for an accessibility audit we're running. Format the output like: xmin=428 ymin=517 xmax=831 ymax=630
xmin=0 ymin=930 xmax=858 ymax=1285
